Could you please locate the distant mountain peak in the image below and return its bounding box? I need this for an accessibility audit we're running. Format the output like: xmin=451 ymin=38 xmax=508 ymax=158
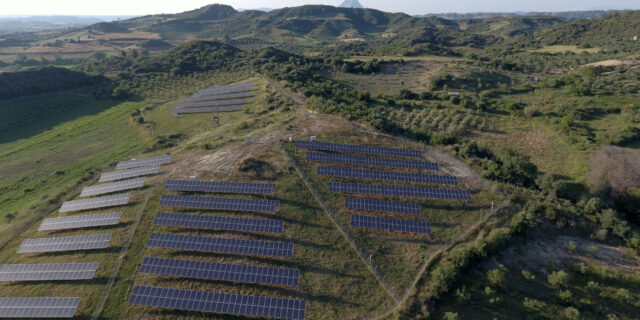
xmin=339 ymin=0 xmax=364 ymax=9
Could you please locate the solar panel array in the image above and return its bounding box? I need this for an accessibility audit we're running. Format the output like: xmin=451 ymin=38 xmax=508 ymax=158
xmin=59 ymin=193 xmax=131 ymax=213
xmin=318 ymin=165 xmax=457 ymax=186
xmin=140 ymin=257 xmax=299 ymax=287
xmin=193 ymin=82 xmax=257 ymax=96
xmin=99 ymin=165 xmax=159 ymax=182
xmin=171 ymin=105 xmax=244 ymax=114
xmin=330 ymin=182 xmax=472 ymax=200
xmin=183 ymin=91 xmax=252 ymax=103
xmin=116 ymin=154 xmax=172 ymax=170
xmin=38 ymin=212 xmax=122 ymax=231
xmin=165 ymin=180 xmax=276 ymax=195
xmin=351 ymin=214 xmax=432 ymax=234
xmin=147 ymin=233 xmax=293 ymax=258
xmin=0 ymin=297 xmax=81 ymax=318
xmin=17 ymin=234 xmax=111 ymax=253
xmin=129 ymin=285 xmax=306 ymax=320
xmin=345 ymin=197 xmax=420 ymax=215
xmin=0 ymin=263 xmax=98 ymax=282
xmin=160 ymin=194 xmax=280 ymax=213
xmin=297 ymin=140 xmax=422 ymax=158
xmin=307 ymin=152 xmax=439 ymax=171
xmin=177 ymin=98 xmax=247 ymax=108
xmin=154 ymin=212 xmax=283 ymax=234
xmin=80 ymin=177 xmax=145 ymax=197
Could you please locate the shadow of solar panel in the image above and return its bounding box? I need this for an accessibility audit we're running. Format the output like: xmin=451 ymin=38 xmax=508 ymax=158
xmin=159 ymin=195 xmax=279 ymax=213
xmin=297 ymin=140 xmax=422 ymax=158
xmin=345 ymin=197 xmax=420 ymax=215
xmin=183 ymin=91 xmax=252 ymax=103
xmin=171 ymin=105 xmax=244 ymax=114
xmin=129 ymin=285 xmax=305 ymax=320
xmin=99 ymin=166 xmax=159 ymax=182
xmin=140 ymin=257 xmax=299 ymax=287
xmin=0 ymin=297 xmax=81 ymax=318
xmin=80 ymin=177 xmax=146 ymax=197
xmin=147 ymin=233 xmax=293 ymax=258
xmin=165 ymin=180 xmax=276 ymax=194
xmin=306 ymin=152 xmax=438 ymax=171
xmin=330 ymin=182 xmax=472 ymax=201
xmin=59 ymin=193 xmax=130 ymax=213
xmin=17 ymin=234 xmax=111 ymax=253
xmin=154 ymin=212 xmax=283 ymax=234
xmin=116 ymin=155 xmax=172 ymax=170
xmin=193 ymin=82 xmax=257 ymax=96
xmin=318 ymin=166 xmax=457 ymax=186
xmin=177 ymin=98 xmax=247 ymax=108
xmin=39 ymin=212 xmax=122 ymax=231
xmin=351 ymin=214 xmax=431 ymax=234
xmin=0 ymin=262 xmax=98 ymax=281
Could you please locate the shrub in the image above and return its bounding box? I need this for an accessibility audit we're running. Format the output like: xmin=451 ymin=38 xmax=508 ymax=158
xmin=565 ymin=241 xmax=577 ymax=251
xmin=232 ymin=121 xmax=249 ymax=133
xmin=564 ymin=307 xmax=580 ymax=320
xmin=558 ymin=289 xmax=573 ymax=302
xmin=548 ymin=271 xmax=569 ymax=288
xmin=487 ymin=265 xmax=507 ymax=287
xmin=524 ymin=105 xmax=541 ymax=118
xmin=443 ymin=312 xmax=459 ymax=320
xmin=523 ymin=297 xmax=547 ymax=312
xmin=521 ymin=270 xmax=536 ymax=280
xmin=587 ymin=245 xmax=599 ymax=254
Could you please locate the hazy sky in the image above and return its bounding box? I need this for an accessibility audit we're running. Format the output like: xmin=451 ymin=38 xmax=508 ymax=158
xmin=2 ymin=0 xmax=640 ymax=16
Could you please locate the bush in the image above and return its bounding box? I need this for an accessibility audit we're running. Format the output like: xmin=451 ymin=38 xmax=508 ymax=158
xmin=232 ymin=121 xmax=249 ymax=133
xmin=443 ymin=312 xmax=459 ymax=320
xmin=521 ymin=270 xmax=536 ymax=280
xmin=548 ymin=271 xmax=569 ymax=288
xmin=523 ymin=297 xmax=547 ymax=312
xmin=524 ymin=105 xmax=541 ymax=118
xmin=564 ymin=307 xmax=580 ymax=320
xmin=487 ymin=265 xmax=507 ymax=287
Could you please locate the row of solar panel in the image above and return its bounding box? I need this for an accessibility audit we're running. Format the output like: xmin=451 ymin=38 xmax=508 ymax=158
xmin=160 ymin=194 xmax=280 ymax=213
xmin=317 ymin=165 xmax=458 ymax=186
xmin=193 ymin=82 xmax=256 ymax=96
xmin=351 ymin=214 xmax=431 ymax=234
xmin=177 ymin=98 xmax=248 ymax=108
xmin=297 ymin=140 xmax=422 ymax=158
xmin=165 ymin=180 xmax=276 ymax=194
xmin=0 ymin=262 xmax=98 ymax=281
xmin=147 ymin=233 xmax=293 ymax=258
xmin=99 ymin=165 xmax=159 ymax=182
xmin=183 ymin=91 xmax=252 ymax=103
xmin=330 ymin=182 xmax=472 ymax=201
xmin=171 ymin=105 xmax=244 ymax=114
xmin=80 ymin=177 xmax=146 ymax=197
xmin=116 ymin=154 xmax=172 ymax=170
xmin=0 ymin=297 xmax=80 ymax=318
xmin=307 ymin=152 xmax=439 ymax=171
xmin=154 ymin=212 xmax=283 ymax=234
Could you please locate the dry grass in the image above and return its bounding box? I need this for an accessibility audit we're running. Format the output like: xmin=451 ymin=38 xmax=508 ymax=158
xmin=586 ymin=146 xmax=640 ymax=195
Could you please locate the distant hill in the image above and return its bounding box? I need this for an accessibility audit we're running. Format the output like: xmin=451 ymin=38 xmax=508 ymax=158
xmin=420 ymin=10 xmax=613 ymax=20
xmin=339 ymin=0 xmax=364 ymax=9
xmin=455 ymin=15 xmax=568 ymax=37
xmin=536 ymin=10 xmax=640 ymax=46
xmin=0 ymin=15 xmax=135 ymax=31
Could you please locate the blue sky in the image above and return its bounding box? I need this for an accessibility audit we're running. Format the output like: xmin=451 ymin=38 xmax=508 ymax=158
xmin=2 ymin=0 xmax=640 ymax=15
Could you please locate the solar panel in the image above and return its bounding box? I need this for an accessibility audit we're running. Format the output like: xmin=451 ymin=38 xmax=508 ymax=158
xmin=318 ymin=166 xmax=458 ymax=186
xmin=351 ymin=214 xmax=432 ymax=234
xmin=165 ymin=180 xmax=276 ymax=195
xmin=176 ymin=98 xmax=247 ymax=108
xmin=183 ymin=91 xmax=252 ymax=103
xmin=129 ymin=285 xmax=305 ymax=320
xmin=59 ymin=193 xmax=130 ymax=213
xmin=171 ymin=105 xmax=244 ymax=114
xmin=17 ymin=234 xmax=111 ymax=253
xmin=0 ymin=262 xmax=98 ymax=281
xmin=0 ymin=297 xmax=81 ymax=318
xmin=297 ymin=140 xmax=422 ymax=158
xmin=38 ymin=212 xmax=122 ymax=231
xmin=193 ymin=82 xmax=257 ymax=96
xmin=345 ymin=197 xmax=420 ymax=215
xmin=330 ymin=182 xmax=472 ymax=201
xmin=306 ymin=152 xmax=439 ymax=171
xmin=154 ymin=212 xmax=283 ymax=234
xmin=139 ymin=256 xmax=299 ymax=287
xmin=116 ymin=154 xmax=172 ymax=170
xmin=159 ymin=195 xmax=280 ymax=213
xmin=147 ymin=233 xmax=293 ymax=258
xmin=99 ymin=165 xmax=159 ymax=182
xmin=80 ymin=177 xmax=146 ymax=197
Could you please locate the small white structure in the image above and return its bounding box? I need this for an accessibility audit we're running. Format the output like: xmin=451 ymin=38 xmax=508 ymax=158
xmin=310 ymin=136 xmax=316 ymax=142
xmin=246 ymin=136 xmax=252 ymax=143
xmin=448 ymin=92 xmax=461 ymax=97
xmin=189 ymin=176 xmax=197 ymax=181
xmin=304 ymin=113 xmax=310 ymax=119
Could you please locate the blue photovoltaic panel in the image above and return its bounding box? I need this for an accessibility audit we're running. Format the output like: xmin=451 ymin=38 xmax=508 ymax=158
xmin=38 ymin=212 xmax=122 ymax=231
xmin=116 ymin=154 xmax=172 ymax=170
xmin=306 ymin=152 xmax=438 ymax=171
xmin=128 ymin=285 xmax=306 ymax=320
xmin=297 ymin=140 xmax=422 ymax=158
xmin=154 ymin=212 xmax=283 ymax=234
xmin=99 ymin=166 xmax=159 ymax=182
xmin=171 ymin=105 xmax=244 ymax=114
xmin=317 ymin=166 xmax=457 ymax=186
xmin=183 ymin=91 xmax=252 ymax=103
xmin=330 ymin=182 xmax=472 ymax=201
xmin=59 ymin=193 xmax=130 ymax=213
xmin=351 ymin=214 xmax=432 ymax=234
xmin=159 ymin=194 xmax=279 ymax=213
xmin=165 ymin=180 xmax=276 ymax=194
xmin=147 ymin=233 xmax=293 ymax=258
xmin=80 ymin=177 xmax=146 ymax=197
xmin=194 ymin=82 xmax=257 ymax=96
xmin=139 ymin=256 xmax=299 ymax=287
xmin=0 ymin=262 xmax=98 ymax=281
xmin=17 ymin=234 xmax=111 ymax=253
xmin=0 ymin=297 xmax=81 ymax=318
xmin=345 ymin=197 xmax=420 ymax=215
xmin=176 ymin=98 xmax=247 ymax=108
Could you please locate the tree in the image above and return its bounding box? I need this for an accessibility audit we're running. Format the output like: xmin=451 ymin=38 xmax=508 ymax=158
xmin=548 ymin=270 xmax=569 ymax=288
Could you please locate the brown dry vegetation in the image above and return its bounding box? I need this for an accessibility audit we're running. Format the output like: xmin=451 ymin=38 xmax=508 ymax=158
xmin=586 ymin=146 xmax=640 ymax=196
